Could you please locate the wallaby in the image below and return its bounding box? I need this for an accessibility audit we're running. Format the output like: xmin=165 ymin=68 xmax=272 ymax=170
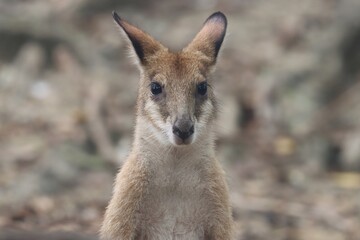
xmin=100 ymin=11 xmax=233 ymax=240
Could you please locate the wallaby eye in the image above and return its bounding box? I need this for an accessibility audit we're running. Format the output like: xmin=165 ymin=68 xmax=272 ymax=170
xmin=197 ymin=82 xmax=208 ymax=96
xmin=150 ymin=82 xmax=162 ymax=95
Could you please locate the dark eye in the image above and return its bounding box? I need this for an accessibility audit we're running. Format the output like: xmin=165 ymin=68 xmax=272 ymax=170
xmin=150 ymin=82 xmax=162 ymax=95
xmin=197 ymin=82 xmax=207 ymax=96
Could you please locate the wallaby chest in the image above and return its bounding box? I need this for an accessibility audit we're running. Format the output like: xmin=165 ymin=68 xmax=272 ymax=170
xmin=137 ymin=155 xmax=210 ymax=239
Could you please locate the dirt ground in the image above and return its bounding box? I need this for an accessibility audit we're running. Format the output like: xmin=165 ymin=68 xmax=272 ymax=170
xmin=1 ymin=0 xmax=360 ymax=239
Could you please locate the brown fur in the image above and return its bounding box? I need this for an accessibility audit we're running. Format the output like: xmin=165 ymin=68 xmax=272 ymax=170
xmin=101 ymin=12 xmax=233 ymax=240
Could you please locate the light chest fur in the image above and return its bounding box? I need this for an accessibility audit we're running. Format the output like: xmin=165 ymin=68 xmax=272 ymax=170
xmin=137 ymin=148 xmax=214 ymax=239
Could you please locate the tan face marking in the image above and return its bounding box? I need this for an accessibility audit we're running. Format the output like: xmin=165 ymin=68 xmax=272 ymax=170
xmin=136 ymin=52 xmax=217 ymax=146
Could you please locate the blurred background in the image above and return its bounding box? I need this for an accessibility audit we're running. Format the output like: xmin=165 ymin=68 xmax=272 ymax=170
xmin=1 ymin=0 xmax=360 ymax=239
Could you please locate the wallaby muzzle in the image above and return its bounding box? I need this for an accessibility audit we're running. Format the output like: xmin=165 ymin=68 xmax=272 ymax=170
xmin=172 ymin=117 xmax=195 ymax=145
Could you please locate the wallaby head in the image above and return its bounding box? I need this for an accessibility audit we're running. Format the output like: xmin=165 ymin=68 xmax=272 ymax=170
xmin=113 ymin=11 xmax=227 ymax=146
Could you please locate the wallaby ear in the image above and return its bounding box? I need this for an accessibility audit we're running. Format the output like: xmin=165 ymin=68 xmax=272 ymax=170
xmin=112 ymin=11 xmax=165 ymax=65
xmin=183 ymin=12 xmax=227 ymax=65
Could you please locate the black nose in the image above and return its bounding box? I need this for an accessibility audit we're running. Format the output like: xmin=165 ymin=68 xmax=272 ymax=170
xmin=172 ymin=122 xmax=194 ymax=141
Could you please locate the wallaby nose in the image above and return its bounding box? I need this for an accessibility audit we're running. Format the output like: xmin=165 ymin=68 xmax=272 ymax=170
xmin=172 ymin=120 xmax=194 ymax=141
